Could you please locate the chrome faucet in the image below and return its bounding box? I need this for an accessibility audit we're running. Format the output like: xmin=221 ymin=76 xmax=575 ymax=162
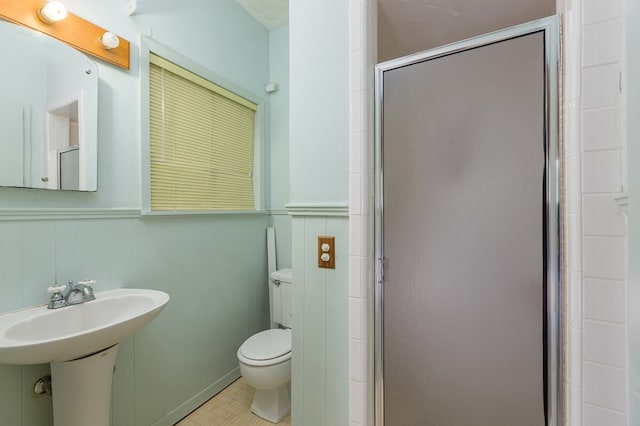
xmin=47 ymin=280 xmax=96 ymax=309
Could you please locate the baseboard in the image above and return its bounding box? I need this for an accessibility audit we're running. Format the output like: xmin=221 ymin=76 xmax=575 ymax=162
xmin=151 ymin=367 xmax=241 ymax=426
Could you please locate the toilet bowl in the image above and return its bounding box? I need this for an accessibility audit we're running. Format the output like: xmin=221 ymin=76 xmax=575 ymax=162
xmin=238 ymin=328 xmax=291 ymax=423
xmin=238 ymin=267 xmax=293 ymax=423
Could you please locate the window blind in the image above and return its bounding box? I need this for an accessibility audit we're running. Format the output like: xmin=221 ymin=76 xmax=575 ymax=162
xmin=149 ymin=54 xmax=257 ymax=211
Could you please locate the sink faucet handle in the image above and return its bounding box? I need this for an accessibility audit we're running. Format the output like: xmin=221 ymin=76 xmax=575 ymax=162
xmin=47 ymin=284 xmax=66 ymax=294
xmin=78 ymin=279 xmax=96 ymax=286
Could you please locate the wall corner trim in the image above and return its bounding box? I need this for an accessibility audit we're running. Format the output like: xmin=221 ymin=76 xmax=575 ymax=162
xmin=0 ymin=208 xmax=142 ymax=221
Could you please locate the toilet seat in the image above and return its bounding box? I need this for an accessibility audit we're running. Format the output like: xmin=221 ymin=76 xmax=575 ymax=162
xmin=238 ymin=329 xmax=291 ymax=367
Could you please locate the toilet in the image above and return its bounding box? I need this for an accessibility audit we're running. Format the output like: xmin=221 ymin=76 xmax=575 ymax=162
xmin=237 ymin=268 xmax=292 ymax=423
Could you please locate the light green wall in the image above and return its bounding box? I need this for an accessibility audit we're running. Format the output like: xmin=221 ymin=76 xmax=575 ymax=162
xmin=0 ymin=217 xmax=270 ymax=425
xmin=270 ymin=25 xmax=291 ymax=211
xmin=0 ymin=0 xmax=269 ymax=209
xmin=0 ymin=1 xmax=286 ymax=424
xmin=269 ymin=25 xmax=292 ymax=269
xmin=291 ymin=216 xmax=349 ymax=426
xmin=289 ymin=1 xmax=350 ymax=425
xmin=289 ymin=1 xmax=350 ymax=205
xmin=626 ymin=0 xmax=640 ymax=422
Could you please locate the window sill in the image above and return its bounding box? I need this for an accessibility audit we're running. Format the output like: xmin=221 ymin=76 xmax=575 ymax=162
xmin=141 ymin=209 xmax=269 ymax=217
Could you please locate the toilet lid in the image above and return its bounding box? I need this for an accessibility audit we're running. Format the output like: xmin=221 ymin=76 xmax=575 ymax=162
xmin=240 ymin=329 xmax=291 ymax=361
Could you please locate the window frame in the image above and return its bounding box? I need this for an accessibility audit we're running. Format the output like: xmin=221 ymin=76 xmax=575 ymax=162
xmin=140 ymin=36 xmax=267 ymax=216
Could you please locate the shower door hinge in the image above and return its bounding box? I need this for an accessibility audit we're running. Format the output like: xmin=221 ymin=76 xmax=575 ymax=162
xmin=620 ymin=71 xmax=623 ymax=93
xmin=377 ymin=257 xmax=386 ymax=285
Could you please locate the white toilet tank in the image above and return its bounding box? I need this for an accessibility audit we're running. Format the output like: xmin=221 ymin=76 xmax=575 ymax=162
xmin=270 ymin=268 xmax=292 ymax=328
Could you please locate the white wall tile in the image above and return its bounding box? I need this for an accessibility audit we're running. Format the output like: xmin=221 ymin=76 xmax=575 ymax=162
xmin=350 ymin=91 xmax=362 ymax=134
xmin=349 ymin=379 xmax=364 ymax=423
xmin=566 ymin=155 xmax=581 ymax=216
xmin=582 ymin=107 xmax=621 ymax=151
xmin=564 ymin=0 xmax=627 ymax=424
xmin=349 ymin=2 xmax=369 ymax=424
xmin=358 ymin=213 xmax=369 ymax=259
xmin=350 ymin=131 xmax=363 ymax=175
xmin=350 ymin=174 xmax=363 ymax=215
xmin=356 ymin=173 xmax=367 ymax=215
xmin=582 ymin=20 xmax=622 ymax=67
xmin=564 ymin=0 xmax=582 ymax=38
xmin=349 ymin=297 xmax=363 ymax=340
xmin=570 ymin=326 xmax=582 ymax=386
xmin=350 ymin=0 xmax=362 ymax=52
xmin=582 ymin=64 xmax=620 ymax=109
xmin=583 ymin=194 xmax=626 ymax=236
xmin=583 ymin=362 xmax=627 ymax=412
xmin=583 ymin=320 xmax=626 ymax=367
xmin=583 ymin=237 xmax=626 ymax=280
xmin=583 ymin=403 xmax=626 ymax=426
xmin=583 ymin=278 xmax=626 ymax=323
xmin=349 ymin=256 xmax=363 ymax=298
xmin=349 ymin=339 xmax=364 ymax=382
xmin=567 ymin=100 xmax=582 ymax=157
xmin=570 ymin=383 xmax=583 ymax=425
xmin=350 ymin=49 xmax=363 ymax=92
xmin=361 ymin=172 xmax=371 ymax=216
xmin=349 ymin=215 xmax=363 ymax=257
xmin=566 ymin=43 xmax=582 ymax=101
xmin=582 ymin=0 xmax=622 ymax=25
xmin=581 ymin=150 xmax=622 ymax=194
xmin=569 ymin=270 xmax=582 ymax=327
xmin=359 ymin=90 xmax=369 ymax=133
xmin=568 ymin=213 xmax=582 ymax=271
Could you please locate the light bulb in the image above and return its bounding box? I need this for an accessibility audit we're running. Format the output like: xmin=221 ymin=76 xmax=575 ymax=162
xmin=38 ymin=1 xmax=67 ymax=24
xmin=99 ymin=32 xmax=120 ymax=50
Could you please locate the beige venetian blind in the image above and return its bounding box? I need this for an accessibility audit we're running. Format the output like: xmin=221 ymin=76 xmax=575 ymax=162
xmin=149 ymin=54 xmax=257 ymax=211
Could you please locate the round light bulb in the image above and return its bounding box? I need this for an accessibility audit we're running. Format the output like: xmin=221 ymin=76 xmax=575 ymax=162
xmin=38 ymin=1 xmax=67 ymax=24
xmin=99 ymin=32 xmax=120 ymax=50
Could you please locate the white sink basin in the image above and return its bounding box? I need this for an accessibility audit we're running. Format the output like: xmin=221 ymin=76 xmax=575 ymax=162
xmin=0 ymin=288 xmax=169 ymax=364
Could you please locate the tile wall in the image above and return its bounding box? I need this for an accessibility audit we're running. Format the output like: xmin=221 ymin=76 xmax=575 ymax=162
xmin=348 ymin=0 xmax=376 ymax=425
xmin=563 ymin=0 xmax=629 ymax=424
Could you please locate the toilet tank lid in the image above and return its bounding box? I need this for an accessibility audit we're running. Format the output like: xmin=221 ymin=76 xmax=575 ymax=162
xmin=240 ymin=329 xmax=291 ymax=361
xmin=270 ymin=268 xmax=292 ymax=283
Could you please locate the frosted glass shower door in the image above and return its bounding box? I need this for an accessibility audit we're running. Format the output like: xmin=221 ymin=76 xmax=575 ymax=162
xmin=378 ymin=28 xmax=555 ymax=426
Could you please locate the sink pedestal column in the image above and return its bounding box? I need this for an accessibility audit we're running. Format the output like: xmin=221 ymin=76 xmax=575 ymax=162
xmin=50 ymin=344 xmax=120 ymax=426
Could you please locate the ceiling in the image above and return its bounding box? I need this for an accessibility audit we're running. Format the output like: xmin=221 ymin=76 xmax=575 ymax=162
xmin=378 ymin=0 xmax=556 ymax=62
xmin=232 ymin=0 xmax=555 ymax=62
xmin=233 ymin=0 xmax=288 ymax=30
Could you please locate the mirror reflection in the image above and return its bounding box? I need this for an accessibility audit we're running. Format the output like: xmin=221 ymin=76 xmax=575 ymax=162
xmin=0 ymin=19 xmax=98 ymax=191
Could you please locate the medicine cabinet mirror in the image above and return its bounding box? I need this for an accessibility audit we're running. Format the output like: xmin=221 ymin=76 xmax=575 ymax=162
xmin=0 ymin=19 xmax=98 ymax=191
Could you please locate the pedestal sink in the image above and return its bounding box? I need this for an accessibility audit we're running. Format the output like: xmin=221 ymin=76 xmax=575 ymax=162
xmin=0 ymin=288 xmax=170 ymax=426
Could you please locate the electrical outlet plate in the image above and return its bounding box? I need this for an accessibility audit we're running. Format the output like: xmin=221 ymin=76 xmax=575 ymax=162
xmin=317 ymin=236 xmax=335 ymax=269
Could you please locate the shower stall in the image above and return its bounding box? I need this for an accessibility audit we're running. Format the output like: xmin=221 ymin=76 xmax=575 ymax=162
xmin=374 ymin=17 xmax=561 ymax=425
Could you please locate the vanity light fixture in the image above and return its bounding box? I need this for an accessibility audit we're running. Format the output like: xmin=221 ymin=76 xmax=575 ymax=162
xmin=99 ymin=32 xmax=119 ymax=50
xmin=38 ymin=0 xmax=67 ymax=24
xmin=0 ymin=0 xmax=130 ymax=69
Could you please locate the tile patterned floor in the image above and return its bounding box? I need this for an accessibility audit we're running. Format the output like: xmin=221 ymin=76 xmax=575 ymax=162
xmin=175 ymin=377 xmax=291 ymax=425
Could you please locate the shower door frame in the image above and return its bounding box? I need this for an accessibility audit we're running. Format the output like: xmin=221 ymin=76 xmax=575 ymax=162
xmin=373 ymin=16 xmax=562 ymax=426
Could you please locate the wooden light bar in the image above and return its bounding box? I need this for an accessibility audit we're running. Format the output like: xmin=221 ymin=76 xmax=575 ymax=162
xmin=0 ymin=0 xmax=130 ymax=69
